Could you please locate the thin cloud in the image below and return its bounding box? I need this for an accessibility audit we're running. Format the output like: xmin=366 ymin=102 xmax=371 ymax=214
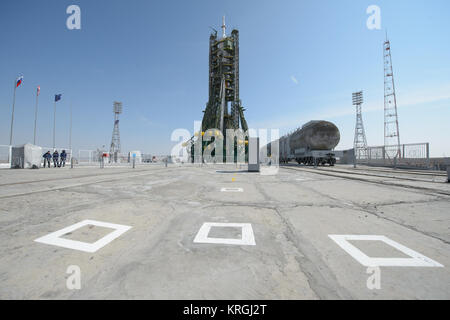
xmin=250 ymin=83 xmax=450 ymax=131
xmin=139 ymin=115 xmax=164 ymax=128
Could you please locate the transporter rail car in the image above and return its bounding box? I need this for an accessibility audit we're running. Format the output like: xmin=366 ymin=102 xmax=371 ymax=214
xmin=278 ymin=120 xmax=341 ymax=166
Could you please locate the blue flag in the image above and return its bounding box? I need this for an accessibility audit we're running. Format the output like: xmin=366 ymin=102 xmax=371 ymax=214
xmin=55 ymin=94 xmax=62 ymax=102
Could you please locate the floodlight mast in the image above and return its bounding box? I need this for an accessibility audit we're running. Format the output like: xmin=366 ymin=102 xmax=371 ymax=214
xmin=110 ymin=101 xmax=122 ymax=163
xmin=353 ymin=91 xmax=368 ymax=161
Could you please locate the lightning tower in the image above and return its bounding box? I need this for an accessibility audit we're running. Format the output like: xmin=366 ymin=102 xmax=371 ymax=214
xmin=383 ymin=34 xmax=401 ymax=159
xmin=353 ymin=91 xmax=368 ymax=160
xmin=110 ymin=101 xmax=122 ymax=163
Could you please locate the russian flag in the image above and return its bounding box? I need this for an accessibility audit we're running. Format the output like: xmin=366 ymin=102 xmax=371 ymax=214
xmin=16 ymin=76 xmax=23 ymax=88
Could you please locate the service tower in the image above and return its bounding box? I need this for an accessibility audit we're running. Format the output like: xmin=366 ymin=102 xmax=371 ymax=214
xmin=201 ymin=16 xmax=248 ymax=134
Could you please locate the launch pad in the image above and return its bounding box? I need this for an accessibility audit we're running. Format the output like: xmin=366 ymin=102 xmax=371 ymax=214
xmin=0 ymin=164 xmax=449 ymax=299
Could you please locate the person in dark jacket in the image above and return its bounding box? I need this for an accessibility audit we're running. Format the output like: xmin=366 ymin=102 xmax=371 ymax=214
xmin=60 ymin=150 xmax=67 ymax=167
xmin=43 ymin=151 xmax=52 ymax=168
xmin=52 ymin=150 xmax=59 ymax=168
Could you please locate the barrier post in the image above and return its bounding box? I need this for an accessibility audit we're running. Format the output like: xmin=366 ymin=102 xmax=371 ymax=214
xmin=248 ymin=137 xmax=260 ymax=172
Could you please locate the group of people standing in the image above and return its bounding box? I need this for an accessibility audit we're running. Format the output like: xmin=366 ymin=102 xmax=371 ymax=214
xmin=43 ymin=150 xmax=68 ymax=168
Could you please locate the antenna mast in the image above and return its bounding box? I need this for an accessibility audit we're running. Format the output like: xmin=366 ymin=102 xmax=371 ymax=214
xmin=383 ymin=35 xmax=401 ymax=159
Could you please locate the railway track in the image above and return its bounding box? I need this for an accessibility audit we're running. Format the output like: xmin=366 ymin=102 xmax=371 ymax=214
xmin=283 ymin=164 xmax=445 ymax=183
xmin=351 ymin=166 xmax=446 ymax=177
xmin=282 ymin=165 xmax=450 ymax=197
xmin=312 ymin=167 xmax=445 ymax=183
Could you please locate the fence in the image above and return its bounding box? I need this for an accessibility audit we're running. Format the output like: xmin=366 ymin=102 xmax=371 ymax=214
xmin=77 ymin=150 xmax=129 ymax=165
xmin=77 ymin=150 xmax=99 ymax=164
xmin=77 ymin=150 xmax=154 ymax=166
xmin=357 ymin=143 xmax=430 ymax=169
xmin=1 ymin=146 xmax=179 ymax=169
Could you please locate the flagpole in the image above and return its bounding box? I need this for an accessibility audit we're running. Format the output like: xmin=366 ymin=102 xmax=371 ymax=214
xmin=53 ymin=99 xmax=56 ymax=149
xmin=69 ymin=103 xmax=72 ymax=152
xmin=33 ymin=89 xmax=39 ymax=145
xmin=9 ymin=82 xmax=17 ymax=146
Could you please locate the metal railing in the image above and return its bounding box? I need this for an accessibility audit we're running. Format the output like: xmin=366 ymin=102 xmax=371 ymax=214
xmin=77 ymin=150 xmax=129 ymax=165
xmin=357 ymin=143 xmax=430 ymax=169
xmin=77 ymin=150 xmax=156 ymax=166
xmin=0 ymin=146 xmax=178 ymax=169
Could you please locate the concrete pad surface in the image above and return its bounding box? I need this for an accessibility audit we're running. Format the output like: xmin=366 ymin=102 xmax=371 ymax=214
xmin=0 ymin=164 xmax=449 ymax=299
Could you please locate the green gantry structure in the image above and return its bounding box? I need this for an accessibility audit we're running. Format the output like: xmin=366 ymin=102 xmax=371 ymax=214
xmin=187 ymin=17 xmax=249 ymax=163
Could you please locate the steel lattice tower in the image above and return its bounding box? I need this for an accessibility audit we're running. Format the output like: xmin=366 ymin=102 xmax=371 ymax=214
xmin=110 ymin=101 xmax=122 ymax=162
xmin=383 ymin=35 xmax=401 ymax=159
xmin=353 ymin=91 xmax=368 ymax=160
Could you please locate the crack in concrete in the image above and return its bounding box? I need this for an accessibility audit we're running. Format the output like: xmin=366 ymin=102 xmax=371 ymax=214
xmin=296 ymin=176 xmax=450 ymax=245
xmin=252 ymin=175 xmax=352 ymax=299
xmin=272 ymin=206 xmax=353 ymax=299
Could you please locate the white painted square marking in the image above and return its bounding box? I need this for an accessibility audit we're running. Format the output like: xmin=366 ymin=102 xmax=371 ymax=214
xmin=220 ymin=187 xmax=244 ymax=192
xmin=328 ymin=235 xmax=443 ymax=267
xmin=194 ymin=222 xmax=256 ymax=246
xmin=34 ymin=220 xmax=132 ymax=253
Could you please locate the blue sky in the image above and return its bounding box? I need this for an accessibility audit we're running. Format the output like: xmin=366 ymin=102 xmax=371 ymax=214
xmin=0 ymin=0 xmax=449 ymax=156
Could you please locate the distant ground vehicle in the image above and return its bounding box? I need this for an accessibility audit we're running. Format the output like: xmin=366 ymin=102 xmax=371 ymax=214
xmin=278 ymin=120 xmax=340 ymax=166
